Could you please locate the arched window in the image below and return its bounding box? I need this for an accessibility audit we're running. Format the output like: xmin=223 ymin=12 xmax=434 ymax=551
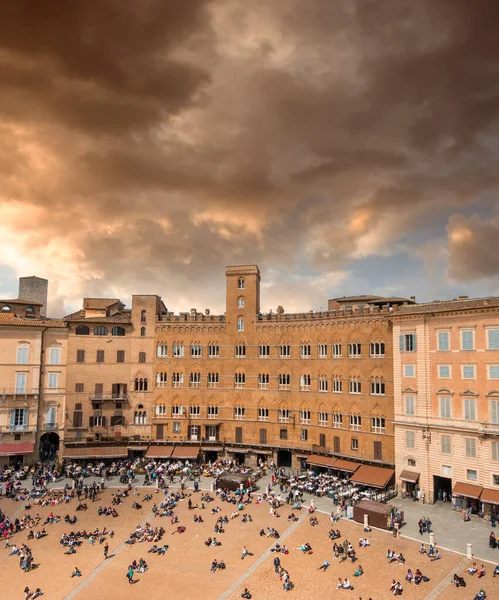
xmin=134 ymin=378 xmax=148 ymax=391
xmin=138 ymin=352 xmax=146 ymax=364
xmin=26 ymin=306 xmax=35 ymax=317
xmin=94 ymin=326 xmax=108 ymax=336
xmin=75 ymin=325 xmax=90 ymax=335
xmin=111 ymin=326 xmax=126 ymax=336
xmin=238 ymin=278 xmax=245 ymax=289
xmin=237 ymin=296 xmax=244 ymax=308
xmin=237 ymin=317 xmax=244 ymax=332
xmin=141 ymin=310 xmax=147 ymax=323
xmin=1 ymin=305 xmax=11 ymax=312
xmin=140 ymin=326 xmax=146 ymax=337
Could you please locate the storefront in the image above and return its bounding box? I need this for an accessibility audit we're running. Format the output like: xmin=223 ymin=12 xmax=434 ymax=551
xmin=332 ymin=459 xmax=361 ymax=476
xmin=480 ymin=487 xmax=499 ymax=521
xmin=145 ymin=445 xmax=174 ymax=460
xmin=350 ymin=465 xmax=396 ymax=502
xmin=201 ymin=446 xmax=224 ymax=463
xmin=399 ymin=470 xmax=420 ymax=498
xmin=305 ymin=455 xmax=337 ymax=472
xmin=62 ymin=445 xmax=129 ymax=461
xmin=0 ymin=442 xmax=34 ymax=467
xmin=452 ymin=482 xmax=483 ymax=514
xmin=170 ymin=445 xmax=200 ymax=461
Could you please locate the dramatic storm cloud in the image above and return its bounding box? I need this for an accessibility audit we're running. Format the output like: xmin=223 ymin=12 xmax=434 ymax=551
xmin=1 ymin=0 xmax=498 ymax=315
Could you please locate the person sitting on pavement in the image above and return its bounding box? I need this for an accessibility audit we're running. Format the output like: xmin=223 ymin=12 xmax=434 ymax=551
xmin=468 ymin=562 xmax=478 ymax=575
xmin=493 ymin=564 xmax=499 ymax=577
xmin=474 ymin=590 xmax=486 ymax=600
xmin=354 ymin=564 xmax=363 ymax=577
xmin=477 ymin=564 xmax=486 ymax=579
xmin=430 ymin=550 xmax=441 ymax=561
xmin=452 ymin=573 xmax=466 ymax=588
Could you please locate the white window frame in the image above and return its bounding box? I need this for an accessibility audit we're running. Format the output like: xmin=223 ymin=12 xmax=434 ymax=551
xmin=299 ymin=409 xmax=311 ymax=424
xmin=258 ymin=373 xmax=269 ymax=390
xmin=234 ymin=373 xmax=246 ymax=388
xmin=259 ymin=344 xmax=270 ymax=358
xmin=300 ymin=374 xmax=311 ymax=390
xmin=465 ymin=437 xmax=476 ymax=458
xmin=237 ymin=317 xmax=244 ymax=332
xmin=207 ymin=405 xmax=218 ymax=419
xmin=467 ymin=469 xmax=478 ymax=482
xmin=332 ymin=343 xmax=342 ymax=358
xmin=371 ymin=416 xmax=385 ymax=433
xmin=438 ymin=364 xmax=451 ymax=379
xmin=319 ymin=411 xmax=328 ymax=426
xmin=172 ymin=372 xmax=184 ymax=388
xmin=490 ymin=400 xmax=499 ymax=424
xmin=156 ymin=344 xmax=168 ymax=358
xmin=463 ymin=397 xmax=477 ymax=421
xmin=441 ymin=434 xmax=451 ymax=454
xmin=332 ymin=413 xmax=342 ymax=428
xmin=488 ymin=329 xmax=499 ymax=350
xmin=404 ymin=364 xmax=415 ymax=378
xmin=279 ymin=345 xmax=291 ymax=358
xmin=318 ymin=344 xmax=328 ymax=358
xmin=461 ymin=364 xmax=476 ymax=380
xmin=351 ymin=438 xmax=359 ymax=451
xmin=439 ymin=396 xmax=452 ymax=419
xmin=369 ymin=342 xmax=385 ymax=358
xmin=258 ymin=407 xmax=269 ymax=421
xmin=189 ymin=405 xmax=201 ymax=418
xmin=278 ymin=374 xmax=291 ymax=390
xmin=278 ymin=408 xmax=291 ymax=423
xmin=234 ymin=406 xmax=245 ymax=420
xmin=492 ymin=440 xmax=499 ymax=462
xmin=437 ymin=330 xmax=450 ymax=351
xmin=461 ymin=329 xmax=475 ymax=351
xmin=332 ymin=377 xmax=342 ymax=393
xmin=15 ymin=372 xmax=27 ymax=394
xmin=349 ymin=377 xmax=361 ymax=394
xmin=237 ymin=296 xmax=244 ymax=308
xmin=405 ymin=395 xmax=415 ymax=416
xmin=173 ymin=344 xmax=184 ymax=358
xmin=488 ymin=365 xmax=499 ymax=380
xmin=350 ymin=414 xmax=361 ymax=431
xmin=208 ymin=372 xmax=219 ymax=388
xmin=348 ymin=343 xmax=361 ymax=357
xmin=238 ymin=278 xmax=245 ymax=289
xmin=49 ymin=348 xmax=61 ymax=365
xmin=208 ymin=344 xmax=220 ymax=358
xmin=189 ymin=372 xmax=201 ymax=388
xmin=406 ymin=430 xmax=415 ymax=449
xmin=318 ymin=377 xmax=328 ymax=392
xmin=190 ymin=344 xmax=202 ymax=357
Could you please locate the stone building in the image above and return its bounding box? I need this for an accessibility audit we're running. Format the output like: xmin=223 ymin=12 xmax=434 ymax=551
xmin=392 ymin=297 xmax=499 ymax=514
xmin=62 ymin=295 xmax=166 ymax=459
xmin=152 ymin=265 xmax=413 ymax=474
xmin=0 ymin=278 xmax=67 ymax=466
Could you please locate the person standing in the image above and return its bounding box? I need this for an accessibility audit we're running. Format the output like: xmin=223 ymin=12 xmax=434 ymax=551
xmin=274 ymin=555 xmax=281 ymax=574
xmin=104 ymin=543 xmax=109 ymax=559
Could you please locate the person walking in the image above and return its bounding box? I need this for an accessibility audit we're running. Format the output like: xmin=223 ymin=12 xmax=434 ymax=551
xmin=127 ymin=567 xmax=134 ymax=584
xmin=104 ymin=543 xmax=109 ymax=559
xmin=274 ymin=555 xmax=281 ymax=574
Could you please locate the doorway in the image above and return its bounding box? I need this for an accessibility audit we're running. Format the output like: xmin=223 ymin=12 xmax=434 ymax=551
xmin=234 ymin=452 xmax=246 ymax=465
xmin=39 ymin=432 xmax=60 ymax=461
xmin=277 ymin=449 xmax=292 ymax=468
xmin=433 ymin=475 xmax=452 ymax=503
xmin=205 ymin=451 xmax=218 ymax=463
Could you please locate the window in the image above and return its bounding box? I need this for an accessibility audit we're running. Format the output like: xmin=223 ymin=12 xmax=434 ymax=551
xmin=463 ymin=398 xmax=477 ymax=421
xmin=461 ymin=330 xmax=474 ymax=351
xmin=17 ymin=346 xmax=29 ymax=364
xmin=437 ymin=331 xmax=450 ymax=351
xmin=489 ymin=366 xmax=499 ymax=380
xmin=278 ymin=374 xmax=291 ymax=389
xmin=405 ymin=395 xmax=415 ymax=416
xmin=73 ymin=405 xmax=83 ymax=428
xmin=237 ymin=296 xmax=244 ymax=308
xmin=408 ymin=458 xmax=416 ymax=467
xmin=300 ymin=344 xmax=311 ymax=358
xmin=279 ymin=428 xmax=288 ymax=440
xmin=235 ymin=427 xmax=243 ymax=443
xmin=370 ymin=342 xmax=385 ymax=357
xmin=371 ymin=417 xmax=385 ymax=433
xmin=300 ymin=429 xmax=308 ymax=441
xmin=332 ymin=343 xmax=342 ymax=357
xmin=404 ymin=365 xmax=415 ymax=377
xmin=258 ymin=407 xmax=269 ymax=421
xmin=173 ymin=422 xmax=181 ymax=433
xmin=235 ymin=344 xmax=246 ymax=358
xmin=461 ymin=364 xmax=476 ymax=379
xmin=441 ymin=434 xmax=451 ymax=453
xmin=259 ymin=428 xmax=267 ymax=444
xmin=208 ymin=344 xmax=220 ymax=357
xmin=438 ymin=365 xmax=450 ymax=378
xmin=491 ymin=401 xmax=499 ymax=424
xmin=334 ymin=436 xmax=340 ymax=453
xmin=492 ymin=441 xmax=499 ymax=462
xmin=258 ymin=373 xmax=269 ymax=389
xmin=111 ymin=327 xmax=125 ymax=336
xmin=141 ymin=310 xmax=147 ymax=323
xmin=75 ymin=383 xmax=84 ymax=392
xmin=348 ymin=343 xmax=361 ymax=357
xmin=76 ymin=349 xmax=85 ymax=363
xmin=172 ymin=372 xmax=183 ymax=388
xmin=25 ymin=305 xmax=35 ymax=317
xmin=141 ymin=327 xmax=146 ymax=337
xmin=351 ymin=438 xmax=359 ymax=451
xmin=173 ymin=344 xmax=184 ymax=358
xmin=156 ymin=424 xmax=164 ymax=439
xmin=439 ymin=396 xmax=452 ymax=419
xmin=234 ymin=406 xmax=245 ymax=420
xmin=333 ymin=413 xmax=342 ymax=428
xmin=208 ymin=372 xmax=219 ymax=388
xmin=157 ymin=344 xmax=168 ymax=358
xmin=332 ymin=376 xmax=342 ymax=393
xmin=259 ymin=344 xmax=270 ymax=358
xmin=234 ymin=373 xmax=246 ymax=388
xmin=96 ymin=350 xmax=105 ymax=363
xmin=370 ymin=377 xmax=385 ymax=395
xmin=191 ymin=344 xmax=202 ymax=357
xmin=300 ymin=374 xmax=311 ymax=390
xmin=319 ymin=433 xmax=326 ymax=447
xmin=49 ymin=348 xmax=61 ymax=365
xmin=155 ymin=404 xmax=167 ymax=416
xmin=155 ymin=372 xmax=167 ymax=387
xmin=138 ymin=352 xmax=146 ymax=364
xmin=400 ymin=333 xmax=416 ymax=352
xmin=48 ymin=373 xmax=59 ymax=389
xmin=134 ymin=378 xmax=148 ymax=391
xmin=374 ymin=441 xmax=382 ymax=460
xmin=238 ymin=278 xmax=245 ymax=289
xmin=488 ymin=329 xmax=499 ymax=350
xmin=278 ymin=408 xmax=291 ymax=422
xmin=467 ymin=469 xmax=478 ymax=482
xmin=300 ymin=410 xmax=311 ymax=424
xmin=318 ymin=377 xmax=328 ymax=392
xmin=75 ymin=325 xmax=90 ymax=335
xmin=172 ymin=405 xmax=183 ymax=417
xmin=94 ymin=326 xmax=108 ymax=336
xmin=15 ymin=373 xmax=27 ymax=393
xmin=350 ymin=414 xmax=361 ymax=430
xmin=94 ymin=383 xmax=103 ymax=398
xmin=1 ymin=304 xmax=11 ymax=312
xmin=349 ymin=377 xmax=361 ymax=394
xmin=406 ymin=431 xmax=415 ymax=449
xmin=465 ymin=438 xmax=476 ymax=458
xmin=189 ymin=405 xmax=200 ymax=418
xmin=318 ymin=344 xmax=328 ymax=358
xmin=319 ymin=411 xmax=328 ymax=426
xmin=207 ymin=405 xmax=218 ymax=419
xmin=189 ymin=372 xmax=201 ymax=387
xmin=279 ymin=345 xmax=291 ymax=358
xmin=442 ymin=465 xmax=452 ymax=476
xmin=10 ymin=408 xmax=28 ymax=431
xmin=237 ymin=317 xmax=244 ymax=332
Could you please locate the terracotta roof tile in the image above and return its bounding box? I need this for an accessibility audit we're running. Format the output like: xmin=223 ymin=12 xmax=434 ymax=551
xmin=0 ymin=314 xmax=66 ymax=328
xmin=0 ymin=298 xmax=43 ymax=305
xmin=394 ymin=296 xmax=499 ymax=315
xmin=330 ymin=295 xmax=383 ymax=302
xmin=82 ymin=298 xmax=121 ymax=309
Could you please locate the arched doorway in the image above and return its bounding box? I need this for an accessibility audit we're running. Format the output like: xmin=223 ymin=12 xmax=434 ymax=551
xmin=39 ymin=432 xmax=60 ymax=462
xmin=277 ymin=449 xmax=292 ymax=468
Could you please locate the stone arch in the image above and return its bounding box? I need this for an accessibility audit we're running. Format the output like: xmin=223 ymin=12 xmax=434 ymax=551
xmin=370 ymin=403 xmax=385 ymax=416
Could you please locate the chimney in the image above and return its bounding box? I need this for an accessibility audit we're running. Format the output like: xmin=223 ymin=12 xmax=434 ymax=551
xmin=205 ymin=309 xmax=210 ymax=316
xmin=410 ymin=296 xmax=416 ymax=302
xmin=19 ymin=276 xmax=48 ymax=317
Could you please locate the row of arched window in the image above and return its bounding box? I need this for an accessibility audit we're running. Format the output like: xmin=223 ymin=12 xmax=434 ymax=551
xmin=76 ymin=325 xmax=147 ymax=337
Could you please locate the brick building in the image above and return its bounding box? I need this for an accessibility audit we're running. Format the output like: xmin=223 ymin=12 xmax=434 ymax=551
xmin=152 ymin=265 xmax=413 ymax=475
xmin=392 ymin=297 xmax=499 ymax=514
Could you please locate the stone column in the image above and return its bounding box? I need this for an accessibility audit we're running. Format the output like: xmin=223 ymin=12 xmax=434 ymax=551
xmin=466 ymin=543 xmax=473 ymax=559
xmin=429 ymin=532 xmax=435 ymax=546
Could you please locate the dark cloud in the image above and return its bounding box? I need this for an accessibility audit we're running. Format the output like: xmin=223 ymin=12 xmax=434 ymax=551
xmin=0 ymin=0 xmax=499 ymax=314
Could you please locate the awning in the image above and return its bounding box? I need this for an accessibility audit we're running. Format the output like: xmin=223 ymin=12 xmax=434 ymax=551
xmin=63 ymin=446 xmax=128 ymax=459
xmin=333 ymin=459 xmax=361 ymax=473
xmin=453 ymin=482 xmax=483 ymax=499
xmin=127 ymin=446 xmax=147 ymax=452
xmin=480 ymin=488 xmax=499 ymax=505
xmin=0 ymin=442 xmax=34 ymax=456
xmin=306 ymin=455 xmax=337 ymax=469
xmin=171 ymin=445 xmax=200 ymax=459
xmin=350 ymin=465 xmax=395 ymax=489
xmin=296 ymin=454 xmax=310 ymax=459
xmin=201 ymin=446 xmax=224 ymax=452
xmin=227 ymin=448 xmax=250 ymax=454
xmin=145 ymin=445 xmax=173 ymax=459
xmin=399 ymin=470 xmax=420 ymax=484
xmin=254 ymin=449 xmax=273 ymax=455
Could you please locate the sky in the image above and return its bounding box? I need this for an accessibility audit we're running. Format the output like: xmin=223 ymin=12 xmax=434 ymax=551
xmin=1 ymin=0 xmax=499 ymax=317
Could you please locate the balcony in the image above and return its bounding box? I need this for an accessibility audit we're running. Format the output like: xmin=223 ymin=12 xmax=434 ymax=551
xmin=89 ymin=394 xmax=129 ymax=402
xmin=44 ymin=423 xmax=58 ymax=431
xmin=9 ymin=424 xmax=28 ymax=432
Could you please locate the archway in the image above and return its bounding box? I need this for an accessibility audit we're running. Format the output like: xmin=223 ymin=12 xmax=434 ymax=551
xmin=39 ymin=432 xmax=60 ymax=461
xmin=277 ymin=449 xmax=292 ymax=468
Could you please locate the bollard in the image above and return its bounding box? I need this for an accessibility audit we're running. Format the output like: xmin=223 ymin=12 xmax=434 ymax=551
xmin=363 ymin=514 xmax=369 ymax=530
xmin=210 ymin=481 xmax=216 ymax=492
xmin=466 ymin=543 xmax=473 ymax=559
xmin=311 ymin=499 xmax=315 ymax=511
xmin=429 ymin=532 xmax=435 ymax=547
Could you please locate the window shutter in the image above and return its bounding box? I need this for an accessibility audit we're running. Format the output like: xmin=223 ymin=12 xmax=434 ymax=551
xmin=333 ymin=436 xmax=340 ymax=453
xmin=46 ymin=407 xmax=56 ymax=425
xmin=10 ymin=409 xmax=15 ymax=428
xmin=23 ymin=408 xmax=28 ymax=426
xmin=89 ymin=416 xmax=94 ymax=427
xmin=399 ymin=335 xmax=404 ymax=352
xmin=492 ymin=401 xmax=499 ymax=424
xmin=102 ymin=416 xmax=107 ymax=427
